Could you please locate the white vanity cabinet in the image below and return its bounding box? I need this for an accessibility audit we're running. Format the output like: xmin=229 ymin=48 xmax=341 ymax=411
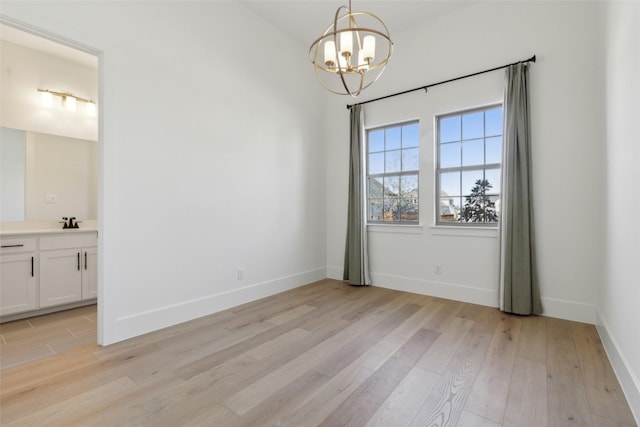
xmin=0 ymin=237 xmax=38 ymax=316
xmin=39 ymin=234 xmax=97 ymax=308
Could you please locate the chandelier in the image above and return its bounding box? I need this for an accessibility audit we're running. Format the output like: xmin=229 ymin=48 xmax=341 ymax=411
xmin=309 ymin=0 xmax=393 ymax=97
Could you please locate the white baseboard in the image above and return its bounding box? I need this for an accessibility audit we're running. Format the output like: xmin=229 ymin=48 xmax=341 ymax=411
xmin=329 ymin=266 xmax=597 ymax=324
xmin=107 ymin=267 xmax=326 ymax=345
xmin=370 ymin=272 xmax=499 ymax=308
xmin=539 ymin=297 xmax=596 ymax=324
xmin=595 ymin=310 xmax=640 ymax=425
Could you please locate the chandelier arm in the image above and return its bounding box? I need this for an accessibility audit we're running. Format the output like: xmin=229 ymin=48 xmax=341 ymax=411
xmin=334 ymin=5 xmax=353 ymax=96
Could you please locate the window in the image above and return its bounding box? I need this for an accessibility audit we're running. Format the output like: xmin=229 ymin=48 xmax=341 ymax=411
xmin=367 ymin=121 xmax=419 ymax=223
xmin=436 ymin=105 xmax=502 ymax=225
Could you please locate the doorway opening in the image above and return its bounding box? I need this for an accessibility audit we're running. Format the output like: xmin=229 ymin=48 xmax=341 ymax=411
xmin=0 ymin=18 xmax=104 ymax=366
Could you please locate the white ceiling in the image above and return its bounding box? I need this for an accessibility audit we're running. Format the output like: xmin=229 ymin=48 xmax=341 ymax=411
xmin=240 ymin=1 xmax=476 ymax=47
xmin=1 ymin=1 xmax=473 ymax=68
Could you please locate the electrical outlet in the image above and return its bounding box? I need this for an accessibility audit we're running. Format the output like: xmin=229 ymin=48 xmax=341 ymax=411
xmin=45 ymin=194 xmax=57 ymax=204
xmin=435 ymin=264 xmax=442 ymax=275
xmin=237 ymin=268 xmax=245 ymax=280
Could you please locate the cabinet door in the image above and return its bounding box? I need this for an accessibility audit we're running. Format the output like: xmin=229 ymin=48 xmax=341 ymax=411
xmin=39 ymin=249 xmax=82 ymax=308
xmin=0 ymin=253 xmax=37 ymax=316
xmin=82 ymin=247 xmax=97 ymax=300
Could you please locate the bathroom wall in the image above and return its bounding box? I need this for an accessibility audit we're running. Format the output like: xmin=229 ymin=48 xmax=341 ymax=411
xmin=0 ymin=40 xmax=97 ymax=141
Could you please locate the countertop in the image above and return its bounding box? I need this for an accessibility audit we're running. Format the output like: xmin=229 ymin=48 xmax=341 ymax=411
xmin=0 ymin=221 xmax=98 ymax=237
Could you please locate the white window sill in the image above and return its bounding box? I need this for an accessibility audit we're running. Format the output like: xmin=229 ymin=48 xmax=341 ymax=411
xmin=367 ymin=224 xmax=424 ymax=234
xmin=430 ymin=225 xmax=498 ymax=238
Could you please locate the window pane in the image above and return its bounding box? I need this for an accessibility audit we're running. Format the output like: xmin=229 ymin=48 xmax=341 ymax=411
xmin=369 ymin=152 xmax=384 ymax=174
xmin=385 ymin=150 xmax=401 ymax=173
xmin=402 ymin=147 xmax=419 ymax=171
xmin=485 ymin=107 xmax=503 ymax=136
xmin=366 ymin=120 xmax=419 ymax=224
xmin=440 ymin=142 xmax=461 ymax=168
xmin=383 ymin=175 xmax=400 ymax=196
xmin=385 ymin=126 xmax=401 ymax=150
xmin=368 ymin=199 xmax=383 ymax=222
xmin=485 ymin=168 xmax=501 ymax=194
xmin=437 ymin=105 xmax=501 ymax=226
xmin=400 ymin=175 xmax=418 ymax=197
xmin=440 ymin=116 xmax=461 ymax=143
xmin=440 ymin=197 xmax=461 ymax=222
xmin=383 ymin=198 xmax=399 ymax=221
xmin=440 ymin=171 xmax=460 ymax=197
xmin=402 ymin=123 xmax=419 ymax=148
xmin=369 ymin=130 xmax=385 ymax=152
xmin=462 ymin=138 xmax=484 ymax=167
xmin=462 ymin=170 xmax=484 ymax=195
xmin=486 ymin=136 xmax=502 ymax=164
xmin=368 ymin=177 xmax=384 ymax=198
xmin=462 ymin=111 xmax=483 ymax=140
xmin=399 ymin=199 xmax=418 ymax=221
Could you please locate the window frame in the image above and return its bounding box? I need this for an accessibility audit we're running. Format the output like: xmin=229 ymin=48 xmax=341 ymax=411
xmin=365 ymin=120 xmax=420 ymax=225
xmin=435 ymin=103 xmax=503 ymax=227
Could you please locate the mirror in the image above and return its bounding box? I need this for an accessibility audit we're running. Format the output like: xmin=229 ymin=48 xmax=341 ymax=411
xmin=1 ymin=127 xmax=98 ymax=222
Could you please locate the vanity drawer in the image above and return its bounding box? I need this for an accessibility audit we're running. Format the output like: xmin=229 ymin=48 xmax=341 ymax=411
xmin=40 ymin=233 xmax=97 ymax=251
xmin=0 ymin=237 xmax=37 ymax=254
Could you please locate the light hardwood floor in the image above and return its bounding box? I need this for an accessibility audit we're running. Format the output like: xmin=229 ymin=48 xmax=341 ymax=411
xmin=0 ymin=279 xmax=636 ymax=427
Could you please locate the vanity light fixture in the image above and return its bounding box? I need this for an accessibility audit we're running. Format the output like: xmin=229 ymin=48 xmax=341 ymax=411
xmin=309 ymin=0 xmax=393 ymax=97
xmin=38 ymin=89 xmax=97 ymax=117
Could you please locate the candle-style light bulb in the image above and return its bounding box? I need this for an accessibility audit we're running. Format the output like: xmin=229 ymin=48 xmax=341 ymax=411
xmin=340 ymin=31 xmax=353 ymax=56
xmin=362 ymin=35 xmax=375 ymax=61
xmin=324 ymin=40 xmax=336 ymax=67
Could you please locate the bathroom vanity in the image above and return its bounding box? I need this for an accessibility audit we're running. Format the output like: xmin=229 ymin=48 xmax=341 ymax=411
xmin=0 ymin=222 xmax=97 ymax=322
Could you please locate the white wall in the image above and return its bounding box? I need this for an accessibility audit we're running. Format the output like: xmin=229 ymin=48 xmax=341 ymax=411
xmin=599 ymin=1 xmax=640 ymax=421
xmin=0 ymin=40 xmax=98 ymax=141
xmin=2 ymin=1 xmax=327 ymax=344
xmin=326 ymin=1 xmax=604 ymax=323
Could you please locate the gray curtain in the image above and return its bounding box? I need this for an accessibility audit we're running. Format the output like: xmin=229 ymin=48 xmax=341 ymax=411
xmin=343 ymin=104 xmax=371 ymax=286
xmin=499 ymin=63 xmax=542 ymax=315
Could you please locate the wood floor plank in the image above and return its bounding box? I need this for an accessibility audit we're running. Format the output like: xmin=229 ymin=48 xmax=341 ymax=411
xmin=2 ymin=376 xmax=137 ymax=426
xmin=417 ymin=315 xmax=474 ymax=374
xmin=363 ymin=366 xmax=440 ymax=427
xmin=180 ymin=404 xmax=241 ymax=427
xmin=516 ymin=314 xmax=547 ymax=363
xmin=312 ymin=303 xmax=421 ymax=377
xmin=408 ymin=312 xmax=498 ymax=427
xmin=319 ymin=328 xmax=440 ymax=427
xmin=279 ymin=365 xmax=375 ymax=427
xmin=503 ymin=357 xmax=548 ymax=427
xmin=465 ymin=313 xmax=521 ymax=423
xmin=546 ymin=317 xmax=593 ymax=427
xmin=457 ymin=411 xmax=502 ymax=427
xmin=266 ymin=303 xmax=318 ymax=325
xmin=572 ymin=322 xmax=637 ymax=425
xmin=225 ymin=369 xmax=329 ymax=427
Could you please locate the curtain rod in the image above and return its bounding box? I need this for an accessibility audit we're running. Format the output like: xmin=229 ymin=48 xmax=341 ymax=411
xmin=347 ymin=54 xmax=536 ymax=109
